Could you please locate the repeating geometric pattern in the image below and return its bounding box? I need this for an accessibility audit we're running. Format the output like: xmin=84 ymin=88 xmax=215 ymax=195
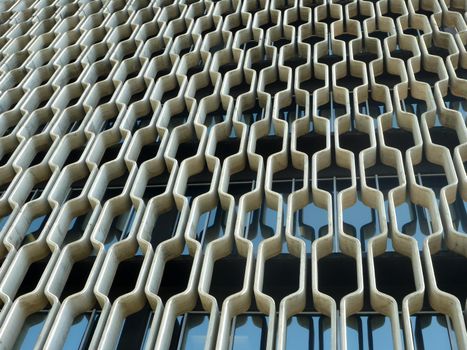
xmin=0 ymin=0 xmax=465 ymax=349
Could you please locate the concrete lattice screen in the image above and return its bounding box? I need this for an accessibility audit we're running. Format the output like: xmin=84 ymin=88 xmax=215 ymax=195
xmin=0 ymin=0 xmax=465 ymax=348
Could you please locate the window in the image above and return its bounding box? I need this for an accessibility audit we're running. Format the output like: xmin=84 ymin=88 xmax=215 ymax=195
xmin=195 ymin=203 xmax=227 ymax=249
xmin=170 ymin=313 xmax=210 ymax=350
xmin=286 ymin=314 xmax=331 ymax=349
xmin=395 ymin=199 xmax=432 ymax=250
xmin=347 ymin=314 xmax=398 ymax=350
xmin=410 ymin=313 xmax=458 ymax=350
xmin=293 ymin=180 xmax=330 ymax=253
xmin=116 ymin=305 xmax=153 ymax=350
xmin=231 ymin=314 xmax=268 ymax=350
xmin=21 ymin=214 xmax=50 ymax=247
xmin=103 ymin=206 xmax=137 ymax=251
xmin=62 ymin=310 xmax=100 ymax=350
xmin=342 ymin=186 xmax=379 ymax=252
xmin=14 ymin=311 xmax=48 ymax=350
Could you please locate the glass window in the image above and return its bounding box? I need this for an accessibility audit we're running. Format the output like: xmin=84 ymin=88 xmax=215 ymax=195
xmin=117 ymin=305 xmax=153 ymax=350
xmin=368 ymin=315 xmax=399 ymax=349
xmin=169 ymin=313 xmax=210 ymax=350
xmin=444 ymin=90 xmax=466 ymax=118
xmin=293 ymin=200 xmax=329 ymax=253
xmin=278 ymin=99 xmax=306 ymax=129
xmin=63 ymin=211 xmax=92 ymax=245
xmin=150 ymin=206 xmax=180 ymax=249
xmin=411 ymin=314 xmax=455 ymax=350
xmin=0 ymin=212 xmax=11 ymax=231
xmin=286 ymin=314 xmax=331 ymax=349
xmin=198 ymin=204 xmax=227 ymax=249
xmin=179 ymin=314 xmax=210 ymax=350
xmin=342 ymin=190 xmax=379 ymax=252
xmin=377 ymin=176 xmax=400 ymax=252
xmin=395 ymin=201 xmax=432 ymax=249
xmin=14 ymin=311 xmax=48 ymax=350
xmin=449 ymin=194 xmax=467 ymax=234
xmin=21 ymin=214 xmax=49 ymax=246
xmin=244 ymin=200 xmax=277 ymax=255
xmin=231 ymin=314 xmax=268 ymax=350
xmin=62 ymin=310 xmax=100 ymax=350
xmin=104 ymin=206 xmax=137 ymax=251
xmin=347 ymin=314 xmax=396 ymax=350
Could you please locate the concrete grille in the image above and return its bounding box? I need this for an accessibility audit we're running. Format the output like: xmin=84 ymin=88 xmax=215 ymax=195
xmin=0 ymin=0 xmax=465 ymax=348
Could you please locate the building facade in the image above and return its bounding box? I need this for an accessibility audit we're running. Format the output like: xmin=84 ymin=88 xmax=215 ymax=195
xmin=0 ymin=0 xmax=465 ymax=348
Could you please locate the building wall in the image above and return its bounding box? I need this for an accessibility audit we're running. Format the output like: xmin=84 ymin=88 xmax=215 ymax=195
xmin=0 ymin=0 xmax=465 ymax=348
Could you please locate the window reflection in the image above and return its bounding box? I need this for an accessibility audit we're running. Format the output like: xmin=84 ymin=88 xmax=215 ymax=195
xmin=244 ymin=199 xmax=277 ymax=255
xmin=294 ymin=201 xmax=329 ymax=253
xmin=411 ymin=314 xmax=454 ymax=350
xmin=347 ymin=315 xmax=396 ymax=350
xmin=369 ymin=315 xmax=400 ymax=349
xmin=14 ymin=311 xmax=48 ymax=350
xmin=377 ymin=176 xmax=400 ymax=252
xmin=104 ymin=206 xmax=137 ymax=251
xmin=0 ymin=212 xmax=10 ymax=231
xmin=285 ymin=313 xmax=455 ymax=350
xmin=231 ymin=314 xmax=268 ymax=350
xmin=21 ymin=214 xmax=50 ymax=246
xmin=449 ymin=195 xmax=467 ymax=234
xmin=286 ymin=314 xmax=331 ymax=349
xmin=342 ymin=190 xmax=379 ymax=252
xmin=63 ymin=211 xmax=92 ymax=246
xmin=278 ymin=99 xmax=306 ymax=129
xmin=395 ymin=201 xmax=432 ymax=249
xmin=198 ymin=204 xmax=227 ymax=249
xmin=444 ymin=90 xmax=467 ymax=118
xmin=117 ymin=305 xmax=153 ymax=350
xmin=169 ymin=313 xmax=210 ymax=350
xmin=179 ymin=314 xmax=209 ymax=350
xmin=150 ymin=206 xmax=180 ymax=250
xmin=63 ymin=310 xmax=100 ymax=350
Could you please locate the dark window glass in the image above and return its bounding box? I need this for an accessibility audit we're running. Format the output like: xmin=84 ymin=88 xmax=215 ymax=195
xmin=449 ymin=195 xmax=467 ymax=233
xmin=150 ymin=207 xmax=180 ymax=249
xmin=0 ymin=212 xmax=11 ymax=231
xmin=63 ymin=211 xmax=92 ymax=245
xmin=117 ymin=305 xmax=153 ymax=350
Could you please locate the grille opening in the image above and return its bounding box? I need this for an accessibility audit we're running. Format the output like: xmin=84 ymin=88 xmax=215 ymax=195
xmin=318 ymin=254 xmax=359 ymax=306
xmin=108 ymin=256 xmax=144 ymax=302
xmin=209 ymin=255 xmax=247 ymax=306
xmin=263 ymin=254 xmax=301 ymax=305
xmin=159 ymin=255 xmax=194 ymax=303
xmin=15 ymin=254 xmax=51 ymax=299
xmin=374 ymin=252 xmax=417 ymax=308
xmin=60 ymin=256 xmax=96 ymax=301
